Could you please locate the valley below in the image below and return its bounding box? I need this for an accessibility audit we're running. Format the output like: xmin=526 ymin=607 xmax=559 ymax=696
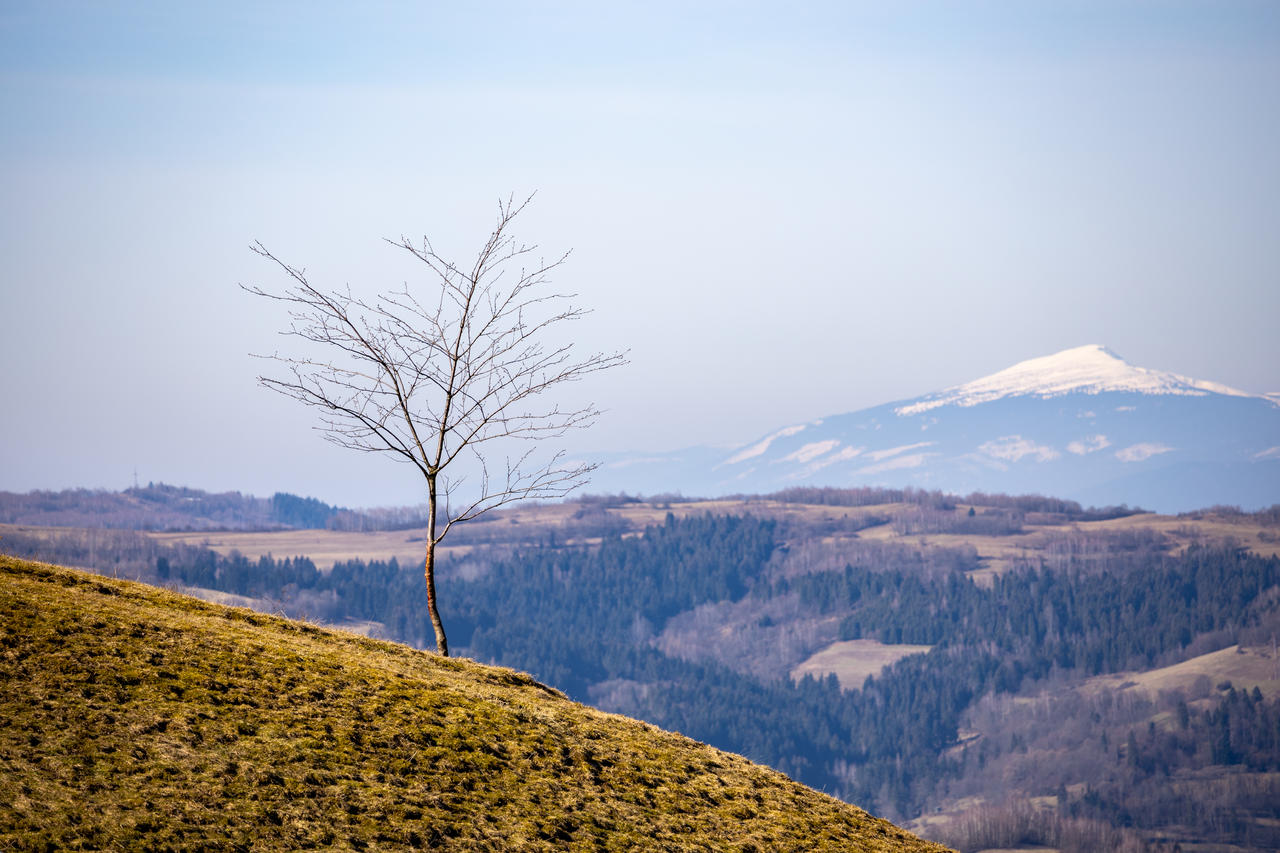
xmin=3 ymin=485 xmax=1280 ymax=851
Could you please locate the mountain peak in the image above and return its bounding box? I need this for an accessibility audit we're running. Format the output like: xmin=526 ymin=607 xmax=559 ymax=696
xmin=895 ymin=345 xmax=1253 ymax=416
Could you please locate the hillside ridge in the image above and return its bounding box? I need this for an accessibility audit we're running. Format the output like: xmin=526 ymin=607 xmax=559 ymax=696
xmin=0 ymin=555 xmax=948 ymax=851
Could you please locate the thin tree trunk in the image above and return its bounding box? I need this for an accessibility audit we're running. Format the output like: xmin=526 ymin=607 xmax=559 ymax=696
xmin=425 ymin=479 xmax=448 ymax=656
xmin=425 ymin=542 xmax=448 ymax=655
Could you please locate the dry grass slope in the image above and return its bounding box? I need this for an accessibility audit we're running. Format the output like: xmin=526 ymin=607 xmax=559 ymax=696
xmin=791 ymin=639 xmax=934 ymax=691
xmin=0 ymin=555 xmax=949 ymax=852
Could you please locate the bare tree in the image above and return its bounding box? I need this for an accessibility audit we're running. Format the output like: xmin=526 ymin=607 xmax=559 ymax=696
xmin=244 ymin=195 xmax=626 ymax=655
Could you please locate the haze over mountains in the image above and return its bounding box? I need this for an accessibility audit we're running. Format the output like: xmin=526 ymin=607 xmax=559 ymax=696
xmin=587 ymin=345 xmax=1280 ymax=513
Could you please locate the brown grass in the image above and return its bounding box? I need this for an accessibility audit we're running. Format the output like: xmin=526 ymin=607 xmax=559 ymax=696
xmin=147 ymin=526 xmax=435 ymax=571
xmin=1081 ymin=644 xmax=1280 ymax=702
xmin=791 ymin=639 xmax=934 ymax=690
xmin=0 ymin=554 xmax=950 ymax=851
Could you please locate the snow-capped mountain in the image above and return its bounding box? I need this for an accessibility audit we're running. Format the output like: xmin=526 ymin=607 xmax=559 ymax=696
xmin=894 ymin=345 xmax=1255 ymax=415
xmin=585 ymin=346 xmax=1280 ymax=513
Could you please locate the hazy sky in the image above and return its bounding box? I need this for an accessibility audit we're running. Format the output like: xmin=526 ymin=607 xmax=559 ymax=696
xmin=3 ymin=1 xmax=1278 ymax=508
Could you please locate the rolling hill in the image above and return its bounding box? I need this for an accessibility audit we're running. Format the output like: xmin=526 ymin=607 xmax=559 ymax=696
xmin=0 ymin=554 xmax=948 ymax=851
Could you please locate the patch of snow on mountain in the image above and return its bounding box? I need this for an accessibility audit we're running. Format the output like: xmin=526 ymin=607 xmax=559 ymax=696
xmin=782 ymin=440 xmax=840 ymax=464
xmin=802 ymin=445 xmax=866 ymax=474
xmin=895 ymin=345 xmax=1256 ymax=416
xmin=866 ymin=441 xmax=935 ymax=462
xmin=1116 ymin=443 xmax=1174 ymax=463
xmin=857 ymin=452 xmax=936 ymax=475
xmin=723 ymin=424 xmax=806 ymax=465
xmin=979 ymin=435 xmax=1061 ymax=463
xmin=828 ymin=446 xmax=866 ymax=463
xmin=1067 ymin=435 xmax=1111 ymax=455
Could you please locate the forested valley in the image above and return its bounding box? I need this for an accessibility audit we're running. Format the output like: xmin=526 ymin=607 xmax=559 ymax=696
xmin=3 ymin=489 xmax=1280 ymax=851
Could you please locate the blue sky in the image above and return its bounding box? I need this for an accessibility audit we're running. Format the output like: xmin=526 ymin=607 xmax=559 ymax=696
xmin=2 ymin=1 xmax=1278 ymax=507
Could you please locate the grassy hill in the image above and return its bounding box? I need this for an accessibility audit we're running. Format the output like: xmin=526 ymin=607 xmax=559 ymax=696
xmin=0 ymin=555 xmax=947 ymax=851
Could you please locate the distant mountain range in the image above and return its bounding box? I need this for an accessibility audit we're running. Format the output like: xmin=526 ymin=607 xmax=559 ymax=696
xmin=584 ymin=345 xmax=1280 ymax=513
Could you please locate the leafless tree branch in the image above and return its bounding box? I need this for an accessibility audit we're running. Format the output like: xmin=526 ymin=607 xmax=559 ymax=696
xmin=244 ymin=194 xmax=627 ymax=655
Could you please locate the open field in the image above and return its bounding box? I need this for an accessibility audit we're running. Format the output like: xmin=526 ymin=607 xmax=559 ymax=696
xmin=857 ymin=523 xmax=1050 ymax=584
xmin=1090 ymin=511 xmax=1280 ymax=559
xmin=860 ymin=508 xmax=1279 ymax=584
xmin=791 ymin=639 xmax=933 ymax=690
xmin=148 ymin=526 xmax=435 ymax=571
xmin=1082 ymin=643 xmax=1280 ymax=701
